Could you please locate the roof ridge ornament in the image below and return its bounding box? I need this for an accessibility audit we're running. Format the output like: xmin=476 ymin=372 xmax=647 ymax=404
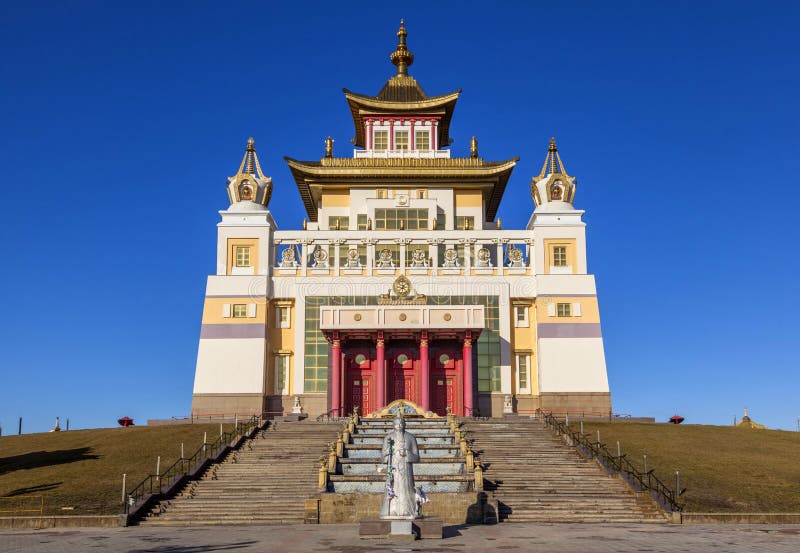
xmin=390 ymin=19 xmax=414 ymax=77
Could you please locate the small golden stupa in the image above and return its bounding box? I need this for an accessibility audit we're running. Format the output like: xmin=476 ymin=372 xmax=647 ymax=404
xmin=736 ymin=407 xmax=767 ymax=429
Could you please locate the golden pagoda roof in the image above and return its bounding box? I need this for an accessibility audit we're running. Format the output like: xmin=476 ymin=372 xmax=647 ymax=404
xmin=285 ymin=156 xmax=518 ymax=222
xmin=344 ymin=21 xmax=461 ymax=148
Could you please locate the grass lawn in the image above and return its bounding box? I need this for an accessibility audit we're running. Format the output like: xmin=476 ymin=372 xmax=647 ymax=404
xmin=570 ymin=422 xmax=800 ymax=513
xmin=0 ymin=424 xmax=233 ymax=515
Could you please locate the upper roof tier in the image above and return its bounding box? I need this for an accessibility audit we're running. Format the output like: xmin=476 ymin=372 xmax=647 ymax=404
xmin=343 ymin=21 xmax=461 ymax=149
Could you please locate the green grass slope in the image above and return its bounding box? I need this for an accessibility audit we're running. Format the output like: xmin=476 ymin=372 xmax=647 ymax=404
xmin=0 ymin=424 xmax=232 ymax=515
xmin=572 ymin=422 xmax=800 ymax=512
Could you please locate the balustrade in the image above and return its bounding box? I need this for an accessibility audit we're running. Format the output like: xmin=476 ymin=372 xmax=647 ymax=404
xmin=272 ymin=231 xmax=534 ymax=275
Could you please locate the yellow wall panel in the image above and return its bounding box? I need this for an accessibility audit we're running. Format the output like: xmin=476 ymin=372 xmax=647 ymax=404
xmin=454 ymin=190 xmax=483 ymax=208
xmin=534 ymin=296 xmax=600 ymax=323
xmin=543 ymin=238 xmax=576 ymax=274
xmin=321 ymin=189 xmax=351 ymax=207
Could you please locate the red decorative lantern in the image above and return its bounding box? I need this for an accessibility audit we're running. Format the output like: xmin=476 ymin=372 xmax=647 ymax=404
xmin=118 ymin=416 xmax=135 ymax=427
xmin=669 ymin=415 xmax=685 ymax=424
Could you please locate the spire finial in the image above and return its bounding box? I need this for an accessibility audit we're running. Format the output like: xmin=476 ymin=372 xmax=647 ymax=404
xmin=470 ymin=136 xmax=479 ymax=159
xmin=237 ymin=136 xmax=265 ymax=177
xmin=390 ymin=19 xmax=414 ymax=76
xmin=324 ymin=136 xmax=334 ymax=158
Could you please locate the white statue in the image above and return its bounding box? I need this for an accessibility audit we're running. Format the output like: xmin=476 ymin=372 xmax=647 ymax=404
xmin=380 ymin=414 xmax=420 ymax=518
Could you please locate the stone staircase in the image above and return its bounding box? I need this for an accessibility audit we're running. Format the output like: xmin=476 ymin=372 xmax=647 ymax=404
xmin=141 ymin=421 xmax=340 ymax=526
xmin=462 ymin=418 xmax=667 ymax=523
xmin=329 ymin=418 xmax=471 ymax=493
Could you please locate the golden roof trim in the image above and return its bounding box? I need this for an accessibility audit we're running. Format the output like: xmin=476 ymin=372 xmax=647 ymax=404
xmin=344 ymin=89 xmax=461 ymax=110
xmin=284 ymin=157 xmax=518 ymax=222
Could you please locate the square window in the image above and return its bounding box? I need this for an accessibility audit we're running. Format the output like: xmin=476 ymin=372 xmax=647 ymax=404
xmin=374 ymin=130 xmax=388 ymax=151
xmin=395 ymin=130 xmax=409 ymax=150
xmin=232 ymin=304 xmax=247 ymax=318
xmin=235 ymin=246 xmax=251 ymax=267
xmin=415 ymin=131 xmax=430 ymax=151
xmin=557 ymin=303 xmax=571 ymax=317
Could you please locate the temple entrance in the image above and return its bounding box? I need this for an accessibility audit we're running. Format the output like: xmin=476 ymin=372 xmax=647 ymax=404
xmin=344 ymin=347 xmax=373 ymax=415
xmin=431 ymin=344 xmax=461 ymax=415
xmin=387 ymin=345 xmax=417 ymax=404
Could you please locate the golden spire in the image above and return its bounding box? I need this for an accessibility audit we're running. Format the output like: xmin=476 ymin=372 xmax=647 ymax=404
xmin=324 ymin=136 xmax=334 ymax=158
xmin=389 ymin=19 xmax=414 ymax=76
xmin=539 ymin=137 xmax=567 ymax=176
xmin=238 ymin=137 xmax=264 ymax=176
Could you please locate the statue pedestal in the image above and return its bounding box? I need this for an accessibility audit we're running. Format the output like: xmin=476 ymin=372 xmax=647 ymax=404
xmin=359 ymin=517 xmax=443 ymax=540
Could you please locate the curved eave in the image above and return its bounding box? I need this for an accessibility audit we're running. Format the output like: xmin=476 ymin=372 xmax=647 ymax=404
xmin=343 ymin=88 xmax=461 ymax=149
xmin=285 ymin=156 xmax=518 ymax=222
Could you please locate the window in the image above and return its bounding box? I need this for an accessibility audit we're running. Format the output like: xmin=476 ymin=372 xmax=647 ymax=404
xmin=274 ymin=355 xmax=289 ymax=395
xmin=516 ymin=354 xmax=530 ymax=393
xmin=357 ymin=214 xmax=368 ymax=230
xmin=233 ymin=304 xmax=248 ymax=318
xmin=374 ymin=130 xmax=388 ymax=151
xmin=235 ymin=246 xmax=251 ymax=267
xmin=395 ymin=130 xmax=409 ymax=150
xmin=416 ymin=189 xmax=427 ymax=199
xmin=553 ymin=246 xmax=568 ymax=267
xmin=276 ymin=305 xmax=291 ymax=328
xmin=557 ymin=303 xmax=572 ymax=317
xmin=455 ymin=216 xmax=474 ymax=231
xmin=376 ymin=189 xmax=388 ymax=199
xmin=327 ymin=216 xmax=349 ymax=230
xmin=514 ymin=306 xmax=529 ymax=327
xmin=415 ymin=130 xmax=430 ymax=151
xmin=374 ymin=208 xmax=429 ymax=230
xmin=435 ymin=212 xmax=446 ymax=230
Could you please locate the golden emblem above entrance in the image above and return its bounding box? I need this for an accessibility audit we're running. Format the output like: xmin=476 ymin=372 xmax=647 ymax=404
xmin=392 ymin=275 xmax=412 ymax=297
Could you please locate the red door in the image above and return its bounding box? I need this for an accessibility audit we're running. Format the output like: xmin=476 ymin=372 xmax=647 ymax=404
xmin=388 ymin=348 xmax=417 ymax=404
xmin=432 ymin=346 xmax=461 ymax=416
xmin=345 ymin=349 xmax=372 ymax=415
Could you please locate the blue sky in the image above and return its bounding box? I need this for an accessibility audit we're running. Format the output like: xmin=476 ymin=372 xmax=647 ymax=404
xmin=1 ymin=1 xmax=798 ymax=433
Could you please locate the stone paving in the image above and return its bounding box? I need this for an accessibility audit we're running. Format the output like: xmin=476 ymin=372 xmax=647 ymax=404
xmin=1 ymin=523 xmax=799 ymax=553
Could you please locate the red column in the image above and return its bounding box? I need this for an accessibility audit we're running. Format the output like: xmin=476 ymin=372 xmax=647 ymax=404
xmin=331 ymin=332 xmax=341 ymax=416
xmin=462 ymin=331 xmax=473 ymax=416
xmin=376 ymin=331 xmax=385 ymax=409
xmin=419 ymin=330 xmax=430 ymax=411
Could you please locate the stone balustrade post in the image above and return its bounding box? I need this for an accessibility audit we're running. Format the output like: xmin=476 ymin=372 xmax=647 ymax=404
xmin=474 ymin=463 xmax=484 ymax=491
xmin=328 ymin=447 xmax=337 ymax=472
xmin=318 ymin=461 xmax=328 ymax=491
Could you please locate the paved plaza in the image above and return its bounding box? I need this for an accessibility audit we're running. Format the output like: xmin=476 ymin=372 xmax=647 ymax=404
xmin=2 ymin=523 xmax=799 ymax=553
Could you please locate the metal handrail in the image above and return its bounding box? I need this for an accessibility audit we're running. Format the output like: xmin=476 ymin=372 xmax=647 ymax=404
xmin=539 ymin=410 xmax=683 ymax=512
xmin=123 ymin=415 xmax=263 ymax=514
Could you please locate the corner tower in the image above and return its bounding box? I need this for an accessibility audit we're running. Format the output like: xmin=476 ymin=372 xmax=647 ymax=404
xmin=192 ymin=138 xmax=276 ymax=417
xmin=528 ymin=138 xmax=611 ymax=415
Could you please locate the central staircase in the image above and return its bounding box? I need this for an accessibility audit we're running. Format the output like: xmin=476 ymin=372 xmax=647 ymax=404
xmin=141 ymin=421 xmax=340 ymax=526
xmin=141 ymin=415 xmax=667 ymax=526
xmin=462 ymin=418 xmax=666 ymax=523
